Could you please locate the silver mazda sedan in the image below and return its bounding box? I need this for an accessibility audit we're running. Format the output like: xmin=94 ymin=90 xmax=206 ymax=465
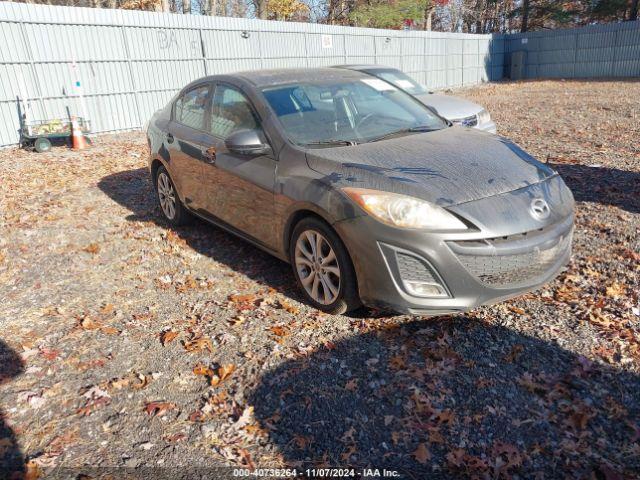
xmin=336 ymin=65 xmax=497 ymax=133
xmin=146 ymin=68 xmax=574 ymax=315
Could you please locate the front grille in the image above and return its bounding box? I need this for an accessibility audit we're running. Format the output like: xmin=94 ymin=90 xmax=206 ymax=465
xmin=396 ymin=252 xmax=438 ymax=283
xmin=453 ymin=233 xmax=572 ymax=288
xmin=452 ymin=114 xmax=478 ymax=128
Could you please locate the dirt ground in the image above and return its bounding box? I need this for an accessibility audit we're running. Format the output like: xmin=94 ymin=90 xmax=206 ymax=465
xmin=0 ymin=80 xmax=639 ymax=479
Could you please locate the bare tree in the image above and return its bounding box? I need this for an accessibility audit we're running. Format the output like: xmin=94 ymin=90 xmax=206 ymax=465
xmin=520 ymin=0 xmax=530 ymax=32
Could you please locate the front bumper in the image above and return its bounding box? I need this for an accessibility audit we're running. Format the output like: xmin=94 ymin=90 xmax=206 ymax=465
xmin=334 ymin=176 xmax=575 ymax=315
xmin=335 ymin=214 xmax=573 ymax=315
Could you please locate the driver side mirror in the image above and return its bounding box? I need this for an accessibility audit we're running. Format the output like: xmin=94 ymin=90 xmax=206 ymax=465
xmin=225 ymin=129 xmax=271 ymax=156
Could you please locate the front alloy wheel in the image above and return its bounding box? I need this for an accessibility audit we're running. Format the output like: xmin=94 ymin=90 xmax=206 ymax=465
xmin=295 ymin=230 xmax=341 ymax=305
xmin=290 ymin=217 xmax=361 ymax=315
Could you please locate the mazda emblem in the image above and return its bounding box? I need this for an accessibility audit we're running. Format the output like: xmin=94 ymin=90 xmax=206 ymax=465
xmin=530 ymin=198 xmax=551 ymax=220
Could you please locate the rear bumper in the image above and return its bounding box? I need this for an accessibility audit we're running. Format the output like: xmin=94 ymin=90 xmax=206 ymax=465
xmin=334 ymin=213 xmax=573 ymax=316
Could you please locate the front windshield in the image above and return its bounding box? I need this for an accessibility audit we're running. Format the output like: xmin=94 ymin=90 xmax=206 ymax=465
xmin=372 ymin=69 xmax=429 ymax=95
xmin=262 ymin=78 xmax=446 ymax=146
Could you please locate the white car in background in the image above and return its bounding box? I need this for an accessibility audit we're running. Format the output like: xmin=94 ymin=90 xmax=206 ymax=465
xmin=335 ymin=65 xmax=496 ymax=134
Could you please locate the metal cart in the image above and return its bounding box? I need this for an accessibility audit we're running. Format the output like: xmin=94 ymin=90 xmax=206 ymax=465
xmin=20 ymin=118 xmax=91 ymax=153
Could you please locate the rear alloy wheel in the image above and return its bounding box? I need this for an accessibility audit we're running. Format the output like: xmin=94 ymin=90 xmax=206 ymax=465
xmin=155 ymin=166 xmax=191 ymax=226
xmin=290 ymin=217 xmax=361 ymax=315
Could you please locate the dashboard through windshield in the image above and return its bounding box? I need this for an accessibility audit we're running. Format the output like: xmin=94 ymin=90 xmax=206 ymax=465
xmin=262 ymin=78 xmax=447 ymax=147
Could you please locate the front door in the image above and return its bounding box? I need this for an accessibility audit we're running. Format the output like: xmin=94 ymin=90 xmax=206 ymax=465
xmin=202 ymin=83 xmax=278 ymax=250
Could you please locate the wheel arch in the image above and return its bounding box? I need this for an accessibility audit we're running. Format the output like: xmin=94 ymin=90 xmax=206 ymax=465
xmin=285 ymin=207 xmax=362 ymax=314
xmin=150 ymin=158 xmax=165 ymax=187
xmin=282 ymin=206 xmax=337 ymax=260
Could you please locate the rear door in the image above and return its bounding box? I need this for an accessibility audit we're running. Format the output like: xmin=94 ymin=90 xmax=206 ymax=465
xmin=165 ymin=83 xmax=212 ymax=210
xmin=202 ymin=83 xmax=278 ymax=249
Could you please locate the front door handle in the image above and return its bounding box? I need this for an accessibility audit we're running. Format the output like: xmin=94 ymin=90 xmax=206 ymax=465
xmin=204 ymin=146 xmax=216 ymax=164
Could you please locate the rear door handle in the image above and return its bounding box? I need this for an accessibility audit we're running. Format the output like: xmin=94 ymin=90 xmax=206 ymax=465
xmin=166 ymin=133 xmax=174 ymax=144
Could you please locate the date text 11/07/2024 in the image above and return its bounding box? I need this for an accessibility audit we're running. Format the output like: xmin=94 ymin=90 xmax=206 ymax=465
xmin=233 ymin=468 xmax=401 ymax=477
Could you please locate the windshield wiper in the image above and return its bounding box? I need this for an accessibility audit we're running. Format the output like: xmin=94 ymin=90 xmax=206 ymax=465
xmin=303 ymin=139 xmax=358 ymax=147
xmin=367 ymin=125 xmax=439 ymax=143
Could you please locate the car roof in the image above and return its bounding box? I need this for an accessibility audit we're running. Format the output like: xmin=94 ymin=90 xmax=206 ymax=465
xmin=335 ymin=64 xmax=399 ymax=72
xmin=229 ymin=67 xmax=369 ymax=88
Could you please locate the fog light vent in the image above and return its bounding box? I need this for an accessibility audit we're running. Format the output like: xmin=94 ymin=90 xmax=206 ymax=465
xmin=396 ymin=251 xmax=449 ymax=298
xmin=403 ymin=281 xmax=448 ymax=297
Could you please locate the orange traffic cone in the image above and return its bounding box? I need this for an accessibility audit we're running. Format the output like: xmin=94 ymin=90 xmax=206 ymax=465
xmin=71 ymin=116 xmax=88 ymax=150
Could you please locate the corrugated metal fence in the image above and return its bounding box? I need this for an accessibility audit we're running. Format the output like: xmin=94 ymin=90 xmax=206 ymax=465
xmin=505 ymin=21 xmax=640 ymax=79
xmin=1 ymin=2 xmax=638 ymax=148
xmin=0 ymin=2 xmax=503 ymax=147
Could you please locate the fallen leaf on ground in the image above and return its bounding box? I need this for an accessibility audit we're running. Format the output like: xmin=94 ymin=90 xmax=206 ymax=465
xmin=340 ymin=444 xmax=357 ymax=462
xmin=99 ymin=303 xmax=115 ymax=315
xmin=344 ymin=379 xmax=358 ymax=391
xmin=229 ymin=293 xmax=258 ymax=303
xmin=278 ymin=299 xmax=299 ymax=314
xmin=160 ymin=330 xmax=179 ymax=345
xmin=340 ymin=426 xmax=356 ymax=443
xmin=269 ymin=325 xmax=290 ymax=338
xmin=40 ymin=347 xmax=60 ymax=361
xmin=79 ymin=316 xmax=100 ymax=330
xmin=131 ymin=373 xmax=149 ymax=390
xmin=413 ymin=443 xmax=431 ymax=464
xmin=83 ymin=243 xmax=100 ymax=254
xmin=184 ymin=337 xmax=213 ymax=353
xmin=144 ymin=401 xmax=176 ymax=417
xmin=193 ymin=364 xmax=214 ymax=377
xmin=210 ymin=364 xmax=235 ymax=386
xmin=504 ymin=344 xmax=524 ymax=362
xmin=606 ymin=282 xmax=626 ymax=297
xmin=293 ymin=434 xmax=312 ymax=449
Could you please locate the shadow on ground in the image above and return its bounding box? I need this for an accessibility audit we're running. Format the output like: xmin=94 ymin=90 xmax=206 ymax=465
xmin=249 ymin=318 xmax=640 ymax=479
xmin=551 ymin=163 xmax=640 ymax=214
xmin=0 ymin=340 xmax=25 ymax=478
xmin=98 ymin=168 xmax=300 ymax=300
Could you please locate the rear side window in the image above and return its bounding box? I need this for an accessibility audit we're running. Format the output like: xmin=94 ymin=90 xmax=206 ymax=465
xmin=174 ymin=85 xmax=210 ymax=130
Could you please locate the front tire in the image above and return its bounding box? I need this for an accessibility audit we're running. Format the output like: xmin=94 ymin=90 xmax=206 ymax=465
xmin=290 ymin=217 xmax=361 ymax=315
xmin=155 ymin=166 xmax=191 ymax=226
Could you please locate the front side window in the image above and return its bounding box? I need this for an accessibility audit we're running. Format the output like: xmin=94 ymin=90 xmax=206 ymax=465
xmin=372 ymin=69 xmax=428 ymax=96
xmin=210 ymin=85 xmax=260 ymax=139
xmin=174 ymin=85 xmax=210 ymax=130
xmin=262 ymin=78 xmax=446 ymax=146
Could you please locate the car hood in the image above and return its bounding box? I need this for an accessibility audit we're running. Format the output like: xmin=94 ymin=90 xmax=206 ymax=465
xmin=416 ymin=93 xmax=482 ymax=120
xmin=306 ymin=127 xmax=555 ymax=207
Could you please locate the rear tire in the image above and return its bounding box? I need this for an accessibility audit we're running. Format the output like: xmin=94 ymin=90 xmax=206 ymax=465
xmin=290 ymin=217 xmax=361 ymax=315
xmin=155 ymin=166 xmax=191 ymax=226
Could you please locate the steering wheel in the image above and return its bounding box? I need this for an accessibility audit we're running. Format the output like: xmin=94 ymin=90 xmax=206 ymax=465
xmin=353 ymin=113 xmax=377 ymax=137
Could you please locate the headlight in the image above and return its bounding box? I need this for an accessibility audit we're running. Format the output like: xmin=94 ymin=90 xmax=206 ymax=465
xmin=342 ymin=188 xmax=467 ymax=230
xmin=477 ymin=109 xmax=491 ymax=125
